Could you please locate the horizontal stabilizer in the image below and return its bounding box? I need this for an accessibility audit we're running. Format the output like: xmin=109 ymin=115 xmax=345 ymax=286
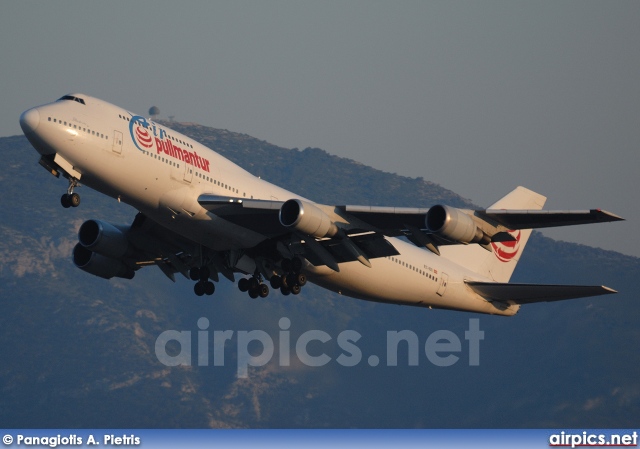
xmin=466 ymin=281 xmax=617 ymax=304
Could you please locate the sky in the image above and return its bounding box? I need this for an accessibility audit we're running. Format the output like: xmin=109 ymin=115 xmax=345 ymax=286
xmin=2 ymin=1 xmax=638 ymax=257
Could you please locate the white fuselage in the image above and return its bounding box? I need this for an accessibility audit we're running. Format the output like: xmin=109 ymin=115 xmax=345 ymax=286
xmin=21 ymin=94 xmax=517 ymax=316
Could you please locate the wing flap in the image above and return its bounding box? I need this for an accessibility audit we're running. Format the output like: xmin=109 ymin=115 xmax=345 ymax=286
xmin=303 ymin=233 xmax=399 ymax=267
xmin=338 ymin=205 xmax=428 ymax=234
xmin=466 ymin=281 xmax=617 ymax=304
xmin=198 ymin=194 xmax=286 ymax=235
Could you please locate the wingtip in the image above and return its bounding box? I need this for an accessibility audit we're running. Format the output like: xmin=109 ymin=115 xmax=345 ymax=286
xmin=594 ymin=209 xmax=625 ymax=222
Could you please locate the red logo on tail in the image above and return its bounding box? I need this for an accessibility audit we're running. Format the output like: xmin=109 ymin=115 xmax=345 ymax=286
xmin=491 ymin=230 xmax=521 ymax=262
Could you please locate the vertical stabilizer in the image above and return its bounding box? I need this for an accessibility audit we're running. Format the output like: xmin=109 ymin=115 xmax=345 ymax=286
xmin=438 ymin=186 xmax=546 ymax=282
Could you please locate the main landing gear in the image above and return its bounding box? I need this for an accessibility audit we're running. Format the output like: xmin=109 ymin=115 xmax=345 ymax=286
xmin=61 ymin=177 xmax=81 ymax=208
xmin=237 ymin=257 xmax=307 ymax=298
xmin=238 ymin=273 xmax=270 ymax=299
xmin=190 ymin=266 xmax=215 ymax=297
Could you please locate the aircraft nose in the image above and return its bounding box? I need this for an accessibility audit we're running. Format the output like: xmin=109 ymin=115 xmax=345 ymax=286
xmin=20 ymin=108 xmax=40 ymax=134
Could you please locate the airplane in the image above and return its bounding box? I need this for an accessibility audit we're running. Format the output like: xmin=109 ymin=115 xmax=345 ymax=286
xmin=19 ymin=94 xmax=624 ymax=316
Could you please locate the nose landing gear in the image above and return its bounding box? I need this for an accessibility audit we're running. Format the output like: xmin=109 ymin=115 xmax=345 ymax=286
xmin=61 ymin=177 xmax=81 ymax=208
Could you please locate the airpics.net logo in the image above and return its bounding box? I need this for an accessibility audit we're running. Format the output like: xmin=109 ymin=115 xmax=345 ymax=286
xmin=154 ymin=317 xmax=485 ymax=378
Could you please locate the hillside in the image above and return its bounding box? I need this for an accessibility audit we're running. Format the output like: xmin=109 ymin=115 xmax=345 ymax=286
xmin=0 ymin=128 xmax=638 ymax=428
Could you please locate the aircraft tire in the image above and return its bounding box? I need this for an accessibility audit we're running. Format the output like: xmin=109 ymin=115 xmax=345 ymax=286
xmin=269 ymin=275 xmax=282 ymax=289
xmin=295 ymin=273 xmax=307 ymax=287
xmin=286 ymin=273 xmax=297 ymax=288
xmin=238 ymin=278 xmax=249 ymax=292
xmin=69 ymin=192 xmax=81 ymax=207
xmin=248 ymin=288 xmax=259 ymax=299
xmin=204 ymin=281 xmax=215 ymax=295
xmin=61 ymin=194 xmax=71 ymax=208
xmin=291 ymin=284 xmax=301 ymax=295
xmin=194 ymin=282 xmax=205 ymax=296
xmin=259 ymin=283 xmax=269 ymax=298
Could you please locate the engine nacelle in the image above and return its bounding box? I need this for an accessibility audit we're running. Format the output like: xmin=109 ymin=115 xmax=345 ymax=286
xmin=279 ymin=199 xmax=338 ymax=238
xmin=73 ymin=243 xmax=135 ymax=280
xmin=78 ymin=219 xmax=130 ymax=259
xmin=425 ymin=205 xmax=490 ymax=245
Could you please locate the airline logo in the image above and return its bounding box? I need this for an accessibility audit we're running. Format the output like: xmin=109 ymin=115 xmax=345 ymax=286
xmin=129 ymin=115 xmax=210 ymax=172
xmin=491 ymin=230 xmax=521 ymax=262
xmin=133 ymin=125 xmax=153 ymax=149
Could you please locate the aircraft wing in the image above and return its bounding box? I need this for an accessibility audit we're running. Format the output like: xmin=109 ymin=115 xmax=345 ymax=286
xmin=198 ymin=195 xmax=429 ymax=236
xmin=198 ymin=195 xmax=623 ymax=237
xmin=338 ymin=205 xmax=623 ymax=255
xmin=341 ymin=206 xmax=623 ymax=232
xmin=198 ymin=195 xmax=286 ymax=235
xmin=465 ymin=281 xmax=617 ymax=304
xmin=335 ymin=205 xmax=429 ymax=235
xmin=198 ymin=193 xmax=624 ymax=260
xmin=197 ymin=195 xmax=400 ymax=271
xmin=478 ymin=209 xmax=624 ymax=229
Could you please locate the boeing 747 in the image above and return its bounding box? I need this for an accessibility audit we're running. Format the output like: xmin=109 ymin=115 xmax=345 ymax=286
xmin=19 ymin=94 xmax=623 ymax=316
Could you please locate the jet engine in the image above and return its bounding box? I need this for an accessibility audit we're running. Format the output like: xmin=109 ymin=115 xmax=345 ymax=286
xmin=73 ymin=243 xmax=135 ymax=279
xmin=78 ymin=219 xmax=131 ymax=259
xmin=425 ymin=205 xmax=490 ymax=245
xmin=279 ymin=199 xmax=338 ymax=238
xmin=74 ymin=219 xmax=136 ymax=279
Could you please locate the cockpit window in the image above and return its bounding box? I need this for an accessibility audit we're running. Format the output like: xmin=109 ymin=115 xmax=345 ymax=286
xmin=58 ymin=95 xmax=86 ymax=105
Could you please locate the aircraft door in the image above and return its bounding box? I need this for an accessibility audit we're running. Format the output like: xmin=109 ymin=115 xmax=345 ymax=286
xmin=436 ymin=272 xmax=449 ymax=296
xmin=183 ymin=162 xmax=193 ymax=183
xmin=112 ymin=130 xmax=123 ymax=154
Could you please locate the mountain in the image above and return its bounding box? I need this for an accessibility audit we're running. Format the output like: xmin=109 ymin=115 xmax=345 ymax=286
xmin=0 ymin=127 xmax=638 ymax=428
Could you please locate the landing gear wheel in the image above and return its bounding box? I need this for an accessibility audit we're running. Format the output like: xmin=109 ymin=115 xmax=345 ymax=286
xmin=204 ymin=281 xmax=215 ymax=296
xmin=62 ymin=177 xmax=81 ymax=209
xmin=238 ymin=278 xmax=249 ymax=292
xmin=248 ymin=277 xmax=260 ymax=290
xmin=194 ymin=282 xmax=205 ymax=296
xmin=286 ymin=273 xmax=297 ymax=288
xmin=69 ymin=192 xmax=81 ymax=207
xmin=269 ymin=275 xmax=282 ymax=289
xmin=291 ymin=284 xmax=301 ymax=295
xmin=280 ymin=286 xmax=291 ymax=296
xmin=295 ymin=273 xmax=307 ymax=287
xmin=248 ymin=287 xmax=259 ymax=299
xmin=61 ymin=194 xmax=71 ymax=208
xmin=259 ymin=283 xmax=270 ymax=298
